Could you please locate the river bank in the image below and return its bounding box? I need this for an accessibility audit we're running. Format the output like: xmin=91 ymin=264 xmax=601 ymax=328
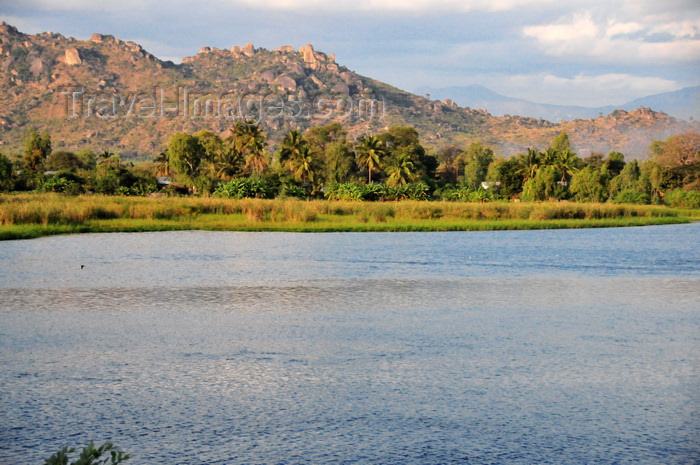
xmin=1 ymin=194 xmax=697 ymax=240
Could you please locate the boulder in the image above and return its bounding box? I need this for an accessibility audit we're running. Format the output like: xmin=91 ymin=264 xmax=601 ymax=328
xmin=299 ymin=44 xmax=318 ymax=67
xmin=259 ymin=70 xmax=276 ymax=83
xmin=200 ymin=46 xmax=211 ymax=53
xmin=339 ymin=71 xmax=355 ymax=83
xmin=243 ymin=42 xmax=255 ymax=56
xmin=273 ymin=75 xmax=297 ymax=92
xmin=1 ymin=56 xmax=14 ymax=72
xmin=29 ymin=57 xmax=45 ymax=75
xmin=331 ymin=82 xmax=350 ymax=95
xmin=288 ymin=62 xmax=306 ymax=76
xmin=277 ymin=45 xmax=295 ymax=53
xmin=310 ymin=74 xmax=325 ymax=88
xmin=91 ymin=33 xmax=104 ymax=43
xmin=64 ymin=47 xmax=82 ymax=65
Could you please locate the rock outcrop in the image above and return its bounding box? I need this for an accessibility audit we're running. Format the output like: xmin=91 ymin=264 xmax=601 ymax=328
xmin=273 ymin=75 xmax=297 ymax=92
xmin=29 ymin=57 xmax=46 ymax=75
xmin=64 ymin=47 xmax=82 ymax=65
xmin=259 ymin=70 xmax=276 ymax=83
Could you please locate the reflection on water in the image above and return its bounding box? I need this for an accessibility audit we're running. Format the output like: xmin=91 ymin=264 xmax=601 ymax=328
xmin=1 ymin=224 xmax=699 ymax=464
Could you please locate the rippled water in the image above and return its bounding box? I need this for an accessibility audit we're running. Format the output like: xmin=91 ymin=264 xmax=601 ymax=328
xmin=1 ymin=224 xmax=699 ymax=464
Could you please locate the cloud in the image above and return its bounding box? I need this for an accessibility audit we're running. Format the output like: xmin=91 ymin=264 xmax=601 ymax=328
xmin=14 ymin=0 xmax=557 ymax=14
xmin=523 ymin=11 xmax=700 ymax=63
xmin=493 ymin=73 xmax=680 ymax=106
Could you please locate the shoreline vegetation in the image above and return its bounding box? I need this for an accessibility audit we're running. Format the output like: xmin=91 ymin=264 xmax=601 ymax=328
xmin=1 ymin=194 xmax=698 ymax=240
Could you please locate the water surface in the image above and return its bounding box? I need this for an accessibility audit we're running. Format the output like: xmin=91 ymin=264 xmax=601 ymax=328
xmin=1 ymin=224 xmax=699 ymax=464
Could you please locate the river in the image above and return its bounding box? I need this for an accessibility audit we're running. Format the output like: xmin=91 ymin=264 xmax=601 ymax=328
xmin=1 ymin=224 xmax=699 ymax=464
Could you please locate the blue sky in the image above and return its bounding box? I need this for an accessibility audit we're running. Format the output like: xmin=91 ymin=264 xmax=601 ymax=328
xmin=1 ymin=0 xmax=698 ymax=107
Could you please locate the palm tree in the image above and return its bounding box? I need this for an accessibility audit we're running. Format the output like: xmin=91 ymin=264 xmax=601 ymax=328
xmin=277 ymin=129 xmax=307 ymax=168
xmin=355 ymin=135 xmax=386 ymax=183
xmin=554 ymin=149 xmax=579 ymax=184
xmin=233 ymin=120 xmax=268 ymax=175
xmin=517 ymin=148 xmax=540 ymax=182
xmin=154 ymin=150 xmax=171 ymax=176
xmin=290 ymin=146 xmax=315 ymax=184
xmin=245 ymin=150 xmax=270 ymax=175
xmin=385 ymin=152 xmax=416 ymax=186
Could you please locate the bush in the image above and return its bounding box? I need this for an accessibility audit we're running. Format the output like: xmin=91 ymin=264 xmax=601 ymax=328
xmin=664 ymin=188 xmax=700 ymax=209
xmin=44 ymin=441 xmax=129 ymax=465
xmin=40 ymin=173 xmax=84 ymax=195
xmin=439 ymin=186 xmax=498 ymax=202
xmin=612 ymin=189 xmax=650 ymax=205
xmin=213 ymin=177 xmax=274 ymax=199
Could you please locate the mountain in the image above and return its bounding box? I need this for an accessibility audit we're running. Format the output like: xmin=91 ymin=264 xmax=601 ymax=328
xmin=0 ymin=22 xmax=697 ymax=159
xmin=415 ymin=84 xmax=700 ymax=122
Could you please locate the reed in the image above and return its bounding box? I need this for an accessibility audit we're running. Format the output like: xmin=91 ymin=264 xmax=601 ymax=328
xmin=0 ymin=194 xmax=697 ymax=240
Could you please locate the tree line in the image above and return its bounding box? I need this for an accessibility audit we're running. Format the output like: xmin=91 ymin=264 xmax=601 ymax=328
xmin=1 ymin=123 xmax=698 ymax=207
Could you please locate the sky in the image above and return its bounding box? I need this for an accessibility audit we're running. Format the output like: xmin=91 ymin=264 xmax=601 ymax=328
xmin=1 ymin=0 xmax=699 ymax=107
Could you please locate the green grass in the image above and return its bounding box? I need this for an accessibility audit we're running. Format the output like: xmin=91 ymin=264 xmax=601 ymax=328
xmin=1 ymin=193 xmax=698 ymax=240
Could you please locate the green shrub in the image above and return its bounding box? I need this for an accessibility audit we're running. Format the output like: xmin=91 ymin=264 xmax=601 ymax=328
xmin=664 ymin=188 xmax=700 ymax=209
xmin=613 ymin=189 xmax=650 ymax=205
xmin=213 ymin=177 xmax=274 ymax=199
xmin=44 ymin=441 xmax=129 ymax=465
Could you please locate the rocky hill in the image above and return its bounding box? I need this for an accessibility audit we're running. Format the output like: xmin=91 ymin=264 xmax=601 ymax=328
xmin=0 ymin=22 xmax=697 ymax=159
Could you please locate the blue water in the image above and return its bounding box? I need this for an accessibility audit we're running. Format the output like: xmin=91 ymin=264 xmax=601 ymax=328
xmin=1 ymin=224 xmax=699 ymax=464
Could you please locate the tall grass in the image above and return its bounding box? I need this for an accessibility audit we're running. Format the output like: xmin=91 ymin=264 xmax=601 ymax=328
xmin=0 ymin=194 xmax=697 ymax=236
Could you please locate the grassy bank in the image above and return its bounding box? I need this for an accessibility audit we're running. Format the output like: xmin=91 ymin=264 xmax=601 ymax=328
xmin=1 ymin=194 xmax=698 ymax=240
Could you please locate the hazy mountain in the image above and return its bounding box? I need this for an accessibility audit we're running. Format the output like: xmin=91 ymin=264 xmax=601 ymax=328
xmin=415 ymin=84 xmax=700 ymax=122
xmin=0 ymin=22 xmax=697 ymax=159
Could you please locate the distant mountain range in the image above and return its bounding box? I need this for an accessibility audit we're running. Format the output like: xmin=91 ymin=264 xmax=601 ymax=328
xmin=415 ymin=85 xmax=700 ymax=122
xmin=0 ymin=21 xmax=697 ymax=159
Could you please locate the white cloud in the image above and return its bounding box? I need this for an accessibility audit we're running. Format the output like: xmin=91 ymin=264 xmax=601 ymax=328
xmin=605 ymin=21 xmax=644 ymax=38
xmin=12 ymin=0 xmax=147 ymax=12
xmin=492 ymin=73 xmax=680 ymax=106
xmin=11 ymin=0 xmax=559 ymax=13
xmin=213 ymin=0 xmax=555 ymax=13
xmin=524 ymin=11 xmax=700 ymax=63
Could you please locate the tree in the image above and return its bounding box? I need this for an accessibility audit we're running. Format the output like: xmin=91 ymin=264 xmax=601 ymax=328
xmin=436 ymin=146 xmax=462 ymax=184
xmin=651 ymin=131 xmax=700 ymax=168
xmin=154 ymin=150 xmax=171 ymax=177
xmin=45 ymin=151 xmax=83 ymax=172
xmin=289 ymin=146 xmax=315 ymax=184
xmin=460 ymin=142 xmax=494 ymax=190
xmin=516 ymin=148 xmax=541 ymax=182
xmin=277 ymin=129 xmax=308 ymax=169
xmin=609 ymin=159 xmax=641 ymax=196
xmin=550 ymin=130 xmax=571 ymax=153
xmin=570 ymin=165 xmax=608 ymax=202
xmin=0 ymin=153 xmax=14 ymax=192
xmin=378 ymin=126 xmax=435 ymax=180
xmin=322 ymin=141 xmax=355 ymax=184
xmin=553 ymin=148 xmax=580 ymax=184
xmin=231 ymin=122 xmax=267 ymax=175
xmin=385 ymin=152 xmax=416 ymax=186
xmin=650 ymin=132 xmax=700 ymax=190
xmin=583 ymin=152 xmax=605 ymax=170
xmin=23 ymin=127 xmax=51 ymax=173
xmin=521 ymin=165 xmax=563 ymax=201
xmin=603 ymin=151 xmax=625 ymax=178
xmin=355 ymin=135 xmax=386 ymax=183
xmin=486 ymin=157 xmax=521 ymax=197
xmin=304 ymin=123 xmax=346 ymax=152
xmin=244 ymin=149 xmax=270 ymax=175
xmin=168 ymin=132 xmax=204 ymax=178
